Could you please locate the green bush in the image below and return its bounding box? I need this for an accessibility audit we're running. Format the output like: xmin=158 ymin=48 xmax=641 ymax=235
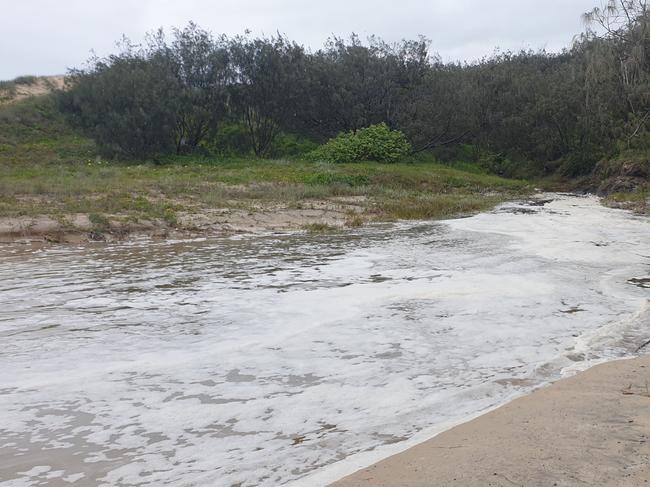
xmin=559 ymin=145 xmax=604 ymax=177
xmin=208 ymin=122 xmax=252 ymax=157
xmin=309 ymin=123 xmax=411 ymax=163
xmin=267 ymin=133 xmax=319 ymax=158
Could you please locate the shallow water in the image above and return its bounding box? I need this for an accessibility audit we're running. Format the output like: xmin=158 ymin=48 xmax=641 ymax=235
xmin=0 ymin=195 xmax=648 ymax=487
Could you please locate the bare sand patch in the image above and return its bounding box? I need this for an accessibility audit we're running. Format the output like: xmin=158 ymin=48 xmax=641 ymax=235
xmin=330 ymin=353 xmax=650 ymax=487
xmin=0 ymin=199 xmax=368 ymax=244
xmin=0 ymin=76 xmax=64 ymax=104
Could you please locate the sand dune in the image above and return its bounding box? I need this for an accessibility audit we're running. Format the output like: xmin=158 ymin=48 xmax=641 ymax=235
xmin=0 ymin=75 xmax=64 ymax=104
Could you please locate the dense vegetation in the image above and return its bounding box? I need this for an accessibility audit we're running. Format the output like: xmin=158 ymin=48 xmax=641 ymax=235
xmin=309 ymin=124 xmax=411 ymax=163
xmin=0 ymin=94 xmax=529 ymax=238
xmin=55 ymin=0 xmax=650 ymax=184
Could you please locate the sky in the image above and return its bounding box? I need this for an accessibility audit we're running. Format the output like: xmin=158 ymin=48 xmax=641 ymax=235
xmin=0 ymin=0 xmax=600 ymax=80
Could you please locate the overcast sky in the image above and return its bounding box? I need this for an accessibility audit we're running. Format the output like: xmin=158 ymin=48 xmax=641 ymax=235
xmin=1 ymin=0 xmax=599 ymax=80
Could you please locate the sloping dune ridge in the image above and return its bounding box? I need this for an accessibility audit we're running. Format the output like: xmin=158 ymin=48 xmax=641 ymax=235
xmin=0 ymin=75 xmax=64 ymax=104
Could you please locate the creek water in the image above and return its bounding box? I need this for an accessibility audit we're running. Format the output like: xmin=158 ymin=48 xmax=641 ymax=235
xmin=1 ymin=194 xmax=649 ymax=487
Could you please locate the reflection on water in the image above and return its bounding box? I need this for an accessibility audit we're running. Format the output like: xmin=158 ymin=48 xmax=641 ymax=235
xmin=0 ymin=195 xmax=648 ymax=487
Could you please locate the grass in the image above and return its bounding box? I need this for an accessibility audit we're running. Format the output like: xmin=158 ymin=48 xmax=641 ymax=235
xmin=0 ymin=157 xmax=530 ymax=222
xmin=379 ymin=192 xmax=505 ymax=220
xmin=604 ymin=184 xmax=650 ymax=214
xmin=88 ymin=212 xmax=111 ymax=233
xmin=0 ymin=94 xmax=532 ymax=235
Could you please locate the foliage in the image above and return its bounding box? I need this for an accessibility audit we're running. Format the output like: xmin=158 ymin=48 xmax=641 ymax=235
xmin=267 ymin=133 xmax=319 ymax=158
xmin=0 ymin=94 xmax=95 ymax=164
xmin=49 ymin=1 xmax=650 ymax=183
xmin=1 ymin=95 xmax=530 ymax=233
xmin=208 ymin=123 xmax=318 ymax=158
xmin=309 ymin=123 xmax=411 ymax=163
xmin=228 ymin=35 xmax=308 ymax=156
xmin=296 ymin=35 xmax=430 ymax=139
xmin=169 ymin=23 xmax=231 ymax=154
xmin=59 ymin=24 xmax=231 ymax=159
xmin=59 ymin=51 xmax=180 ymax=159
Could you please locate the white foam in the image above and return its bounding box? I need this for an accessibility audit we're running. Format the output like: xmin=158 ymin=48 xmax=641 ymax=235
xmin=0 ymin=194 xmax=648 ymax=486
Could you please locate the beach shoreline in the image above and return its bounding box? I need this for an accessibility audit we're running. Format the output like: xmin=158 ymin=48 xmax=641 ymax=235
xmin=326 ymin=352 xmax=650 ymax=487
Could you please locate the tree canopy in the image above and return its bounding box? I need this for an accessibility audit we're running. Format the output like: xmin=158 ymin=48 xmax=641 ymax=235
xmin=59 ymin=1 xmax=650 ymax=176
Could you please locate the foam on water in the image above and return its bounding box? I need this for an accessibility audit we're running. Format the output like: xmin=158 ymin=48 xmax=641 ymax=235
xmin=0 ymin=194 xmax=648 ymax=486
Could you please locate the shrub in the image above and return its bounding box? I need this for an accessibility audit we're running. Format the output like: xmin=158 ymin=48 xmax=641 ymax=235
xmin=59 ymin=57 xmax=181 ymax=160
xmin=209 ymin=122 xmax=253 ymax=157
xmin=559 ymin=145 xmax=604 ymax=177
xmin=268 ymin=133 xmax=319 ymax=158
xmin=13 ymin=75 xmax=38 ymax=86
xmin=309 ymin=123 xmax=411 ymax=163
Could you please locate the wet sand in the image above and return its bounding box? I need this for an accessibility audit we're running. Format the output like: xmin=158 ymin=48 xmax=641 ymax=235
xmin=330 ymin=354 xmax=650 ymax=487
xmin=0 ymin=198 xmax=367 ymax=244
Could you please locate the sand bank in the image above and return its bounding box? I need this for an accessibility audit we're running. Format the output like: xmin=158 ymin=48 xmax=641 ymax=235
xmin=330 ymin=354 xmax=650 ymax=487
xmin=0 ymin=198 xmax=366 ymax=244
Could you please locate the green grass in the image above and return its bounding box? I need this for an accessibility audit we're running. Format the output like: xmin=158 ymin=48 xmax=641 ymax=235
xmin=604 ymin=183 xmax=650 ymax=214
xmin=379 ymin=192 xmax=505 ymax=220
xmin=0 ymin=94 xmax=532 ymax=230
xmin=0 ymin=158 xmax=530 ymax=220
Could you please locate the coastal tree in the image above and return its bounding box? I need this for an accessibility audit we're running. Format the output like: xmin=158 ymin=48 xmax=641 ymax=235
xmin=228 ymin=35 xmax=308 ymax=156
xmin=60 ymin=41 xmax=180 ymax=159
xmin=169 ymin=23 xmax=232 ymax=154
xmin=58 ymin=2 xmax=650 ymax=173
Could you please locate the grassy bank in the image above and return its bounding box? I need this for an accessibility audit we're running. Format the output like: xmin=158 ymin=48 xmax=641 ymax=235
xmin=0 ymin=94 xmax=531 ymax=241
xmin=604 ymin=186 xmax=650 ymax=214
xmin=0 ymin=158 xmax=527 ymax=231
xmin=595 ymin=154 xmax=650 ymax=214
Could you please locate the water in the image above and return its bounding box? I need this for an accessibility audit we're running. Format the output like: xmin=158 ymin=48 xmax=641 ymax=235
xmin=0 ymin=194 xmax=648 ymax=487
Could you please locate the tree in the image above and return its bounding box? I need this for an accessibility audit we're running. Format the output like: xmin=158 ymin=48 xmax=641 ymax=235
xmin=583 ymin=1 xmax=650 ymax=147
xmin=299 ymin=36 xmax=430 ymax=140
xmin=60 ymin=41 xmax=180 ymax=159
xmin=228 ymin=35 xmax=307 ymax=156
xmin=57 ymin=4 xmax=650 ymax=173
xmin=397 ymin=62 xmax=471 ymax=154
xmin=169 ymin=23 xmax=231 ymax=154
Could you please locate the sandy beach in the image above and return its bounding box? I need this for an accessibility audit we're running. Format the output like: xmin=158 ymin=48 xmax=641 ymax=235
xmin=330 ymin=353 xmax=650 ymax=487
